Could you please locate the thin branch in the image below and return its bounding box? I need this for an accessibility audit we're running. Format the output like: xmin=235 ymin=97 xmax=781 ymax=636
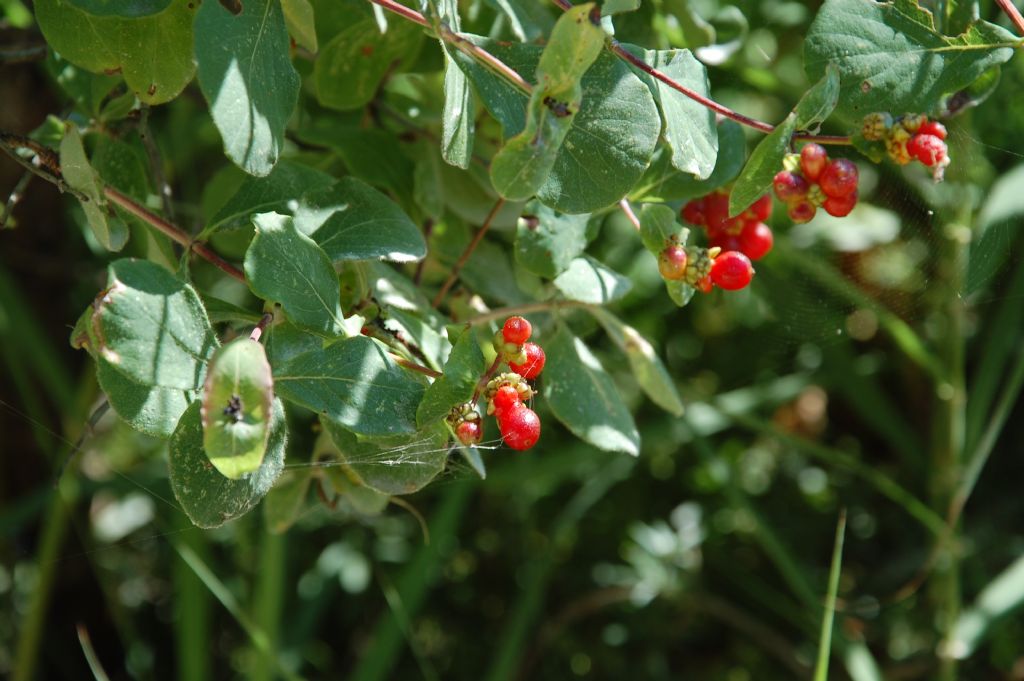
xmin=368 ymin=0 xmax=532 ymax=94
xmin=995 ymin=0 xmax=1024 ymax=35
xmin=0 ymin=44 xmax=48 ymax=65
xmin=249 ymin=313 xmax=274 ymax=342
xmin=0 ymin=132 xmax=83 ymax=200
xmin=103 ymin=186 xmax=247 ymax=283
xmin=1 ymin=170 xmax=32 ymax=229
xmin=619 ymin=198 xmax=641 ymax=231
xmin=432 ymin=197 xmax=505 ymax=308
xmin=138 ymin=104 xmax=176 ymax=222
xmin=394 ymin=356 xmax=443 ymax=378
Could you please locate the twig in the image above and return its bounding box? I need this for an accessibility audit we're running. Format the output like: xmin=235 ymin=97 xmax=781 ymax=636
xmin=249 ymin=313 xmax=274 ymax=342
xmin=0 ymin=44 xmax=48 ymax=65
xmin=432 ymin=197 xmax=505 ymax=308
xmin=472 ymin=354 xmax=504 ymax=402
xmin=1 ymin=170 xmax=32 ymax=229
xmin=394 ymin=356 xmax=443 ymax=378
xmin=53 ymin=399 xmax=110 ymax=488
xmin=138 ymin=104 xmax=176 ymax=222
xmin=0 ymin=132 xmax=83 ymax=200
xmin=995 ymin=0 xmax=1024 ymax=35
xmin=103 ymin=186 xmax=248 ymax=283
xmin=618 ymin=198 xmax=640 ymax=231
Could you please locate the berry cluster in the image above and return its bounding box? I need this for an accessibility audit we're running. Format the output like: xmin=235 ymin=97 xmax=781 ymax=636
xmin=862 ymin=112 xmax=949 ymax=180
xmin=489 ymin=317 xmax=544 ymax=450
xmin=656 ymin=241 xmax=755 ymax=293
xmin=681 ymin=189 xmax=774 ymax=261
xmin=773 ymin=143 xmax=859 ymax=223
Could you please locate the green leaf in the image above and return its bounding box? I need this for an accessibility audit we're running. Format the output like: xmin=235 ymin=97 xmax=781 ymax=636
xmin=296 ymin=124 xmax=414 ymax=197
xmin=320 ymin=418 xmax=449 ymax=495
xmin=604 ymin=0 xmax=640 ymax=14
xmin=487 ymin=0 xmax=553 ymax=41
xmin=729 ymin=113 xmax=796 ymax=217
xmin=244 ymin=213 xmax=346 ymax=335
xmin=515 ymin=201 xmax=591 ymax=278
xmin=436 ymin=0 xmax=474 ymax=169
xmin=205 ymin=160 xmax=337 ymax=234
xmin=553 ymin=256 xmax=632 ymax=304
xmin=813 ymin=511 xmax=846 ymax=681
xmin=665 ymin=279 xmax=696 ymax=307
xmin=263 ymin=468 xmax=313 ymax=533
xmin=804 ymin=0 xmax=1019 ymax=118
xmin=589 ymin=308 xmax=684 ymax=416
xmin=490 ymin=4 xmax=606 ymax=201
xmin=65 ymin=0 xmax=169 ymax=17
xmin=628 ymin=46 xmax=717 ymax=180
xmin=97 ymin=357 xmax=195 ymax=438
xmin=169 ymin=399 xmax=287 ymax=529
xmin=380 ymin=307 xmax=450 ymax=372
xmin=631 ymin=119 xmax=744 ymax=202
xmin=968 ymin=163 xmax=1024 ymax=294
xmin=542 ymin=327 xmax=640 ymax=455
xmin=282 ymin=0 xmax=318 ymax=52
xmin=35 ymin=0 xmax=196 ymax=105
xmin=264 ymin=321 xmax=324 ymax=367
xmin=456 ymin=445 xmax=487 ymax=479
xmin=950 ymin=546 xmax=1024 ymax=658
xmin=201 ymin=338 xmax=275 ymax=480
xmin=91 ymin=259 xmax=218 ymax=391
xmin=416 ymin=327 xmax=486 ymax=427
xmin=304 ymin=178 xmax=427 ymax=263
xmin=199 ymin=295 xmax=265 ymax=325
xmin=455 ymin=40 xmax=661 ymax=213
xmin=638 ymin=203 xmax=685 ymax=255
xmin=794 ymin=62 xmax=841 ymax=133
xmin=316 ymin=430 xmax=391 ymax=515
xmin=314 ymin=15 xmax=422 ymax=111
xmin=59 ymin=126 xmax=129 ymax=252
xmin=275 ymin=336 xmax=425 ymax=436
xmin=195 ymin=0 xmax=300 ymax=176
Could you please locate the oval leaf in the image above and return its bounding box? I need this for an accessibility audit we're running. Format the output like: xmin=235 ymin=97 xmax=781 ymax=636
xmin=97 ymin=357 xmax=195 ymax=438
xmin=201 ymin=338 xmax=275 ymax=479
xmin=553 ymin=256 xmax=632 ymax=304
xmin=515 ymin=201 xmax=592 ymax=279
xmin=542 ymin=327 xmax=640 ymax=455
xmin=65 ymin=0 xmax=170 ymax=17
xmin=274 ymin=336 xmax=425 ymax=436
xmin=91 ymin=259 xmax=218 ymax=391
xmin=416 ymin=327 xmax=486 ymax=428
xmin=804 ymin=0 xmax=1018 ymax=118
xmin=195 ymin=0 xmax=300 ymax=176
xmin=306 ymin=178 xmax=427 ymax=263
xmin=244 ymin=213 xmax=346 ymax=335
xmin=59 ymin=126 xmax=129 ymax=252
xmin=169 ymin=399 xmax=287 ymax=529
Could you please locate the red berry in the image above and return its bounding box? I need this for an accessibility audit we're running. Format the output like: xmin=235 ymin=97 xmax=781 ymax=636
xmin=773 ymin=170 xmax=809 ymax=202
xmin=800 ymin=143 xmax=829 ymax=181
xmin=657 ymin=244 xmax=688 ymax=281
xmin=788 ymin=199 xmax=817 ymax=224
xmin=907 ymin=133 xmax=947 ymax=167
xmin=492 ymin=385 xmax=521 ymax=414
xmin=918 ymin=120 xmax=947 ymax=140
xmin=502 ymin=316 xmax=532 ymax=344
xmin=710 ymin=251 xmax=754 ymax=291
xmin=747 ymin=194 xmax=773 ymax=222
xmin=455 ymin=420 xmax=482 ymax=446
xmin=508 ymin=342 xmax=545 ymax=380
xmin=738 ymin=221 xmax=773 ymax=260
xmin=819 ymin=159 xmax=859 ymax=198
xmin=823 ymin=190 xmax=858 ymax=218
xmin=681 ymin=199 xmax=705 ymax=225
xmin=703 ymin=191 xmax=731 ymax=233
xmin=498 ymin=405 xmax=540 ymax=450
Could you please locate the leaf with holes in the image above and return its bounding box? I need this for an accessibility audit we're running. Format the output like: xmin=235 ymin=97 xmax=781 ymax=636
xmin=201 ymin=338 xmax=274 ymax=480
xmin=543 ymin=327 xmax=640 ymax=455
xmin=195 ymin=0 xmax=299 ymax=176
xmin=416 ymin=327 xmax=486 ymax=428
xmin=804 ymin=0 xmax=1018 ymax=118
xmin=169 ymin=399 xmax=287 ymax=529
xmin=244 ymin=213 xmax=345 ymax=336
xmin=35 ymin=0 xmax=196 ymax=105
xmin=90 ymin=259 xmax=218 ymax=391
xmin=274 ymin=336 xmax=425 ymax=436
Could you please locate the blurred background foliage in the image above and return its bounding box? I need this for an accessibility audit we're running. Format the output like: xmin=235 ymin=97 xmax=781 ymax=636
xmin=2 ymin=0 xmax=1024 ymax=679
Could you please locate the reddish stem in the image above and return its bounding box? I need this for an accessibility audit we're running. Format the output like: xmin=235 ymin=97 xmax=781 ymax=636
xmin=995 ymin=0 xmax=1024 ymax=35
xmin=432 ymin=197 xmax=506 ymax=307
xmin=250 ymin=313 xmax=274 ymax=342
xmin=619 ymin=198 xmax=641 ymax=231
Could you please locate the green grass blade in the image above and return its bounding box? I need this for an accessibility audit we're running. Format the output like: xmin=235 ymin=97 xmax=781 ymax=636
xmin=170 ymin=538 xmax=305 ymax=681
xmin=814 ymin=510 xmax=847 ymax=681
xmin=76 ymin=624 xmax=112 ymax=681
